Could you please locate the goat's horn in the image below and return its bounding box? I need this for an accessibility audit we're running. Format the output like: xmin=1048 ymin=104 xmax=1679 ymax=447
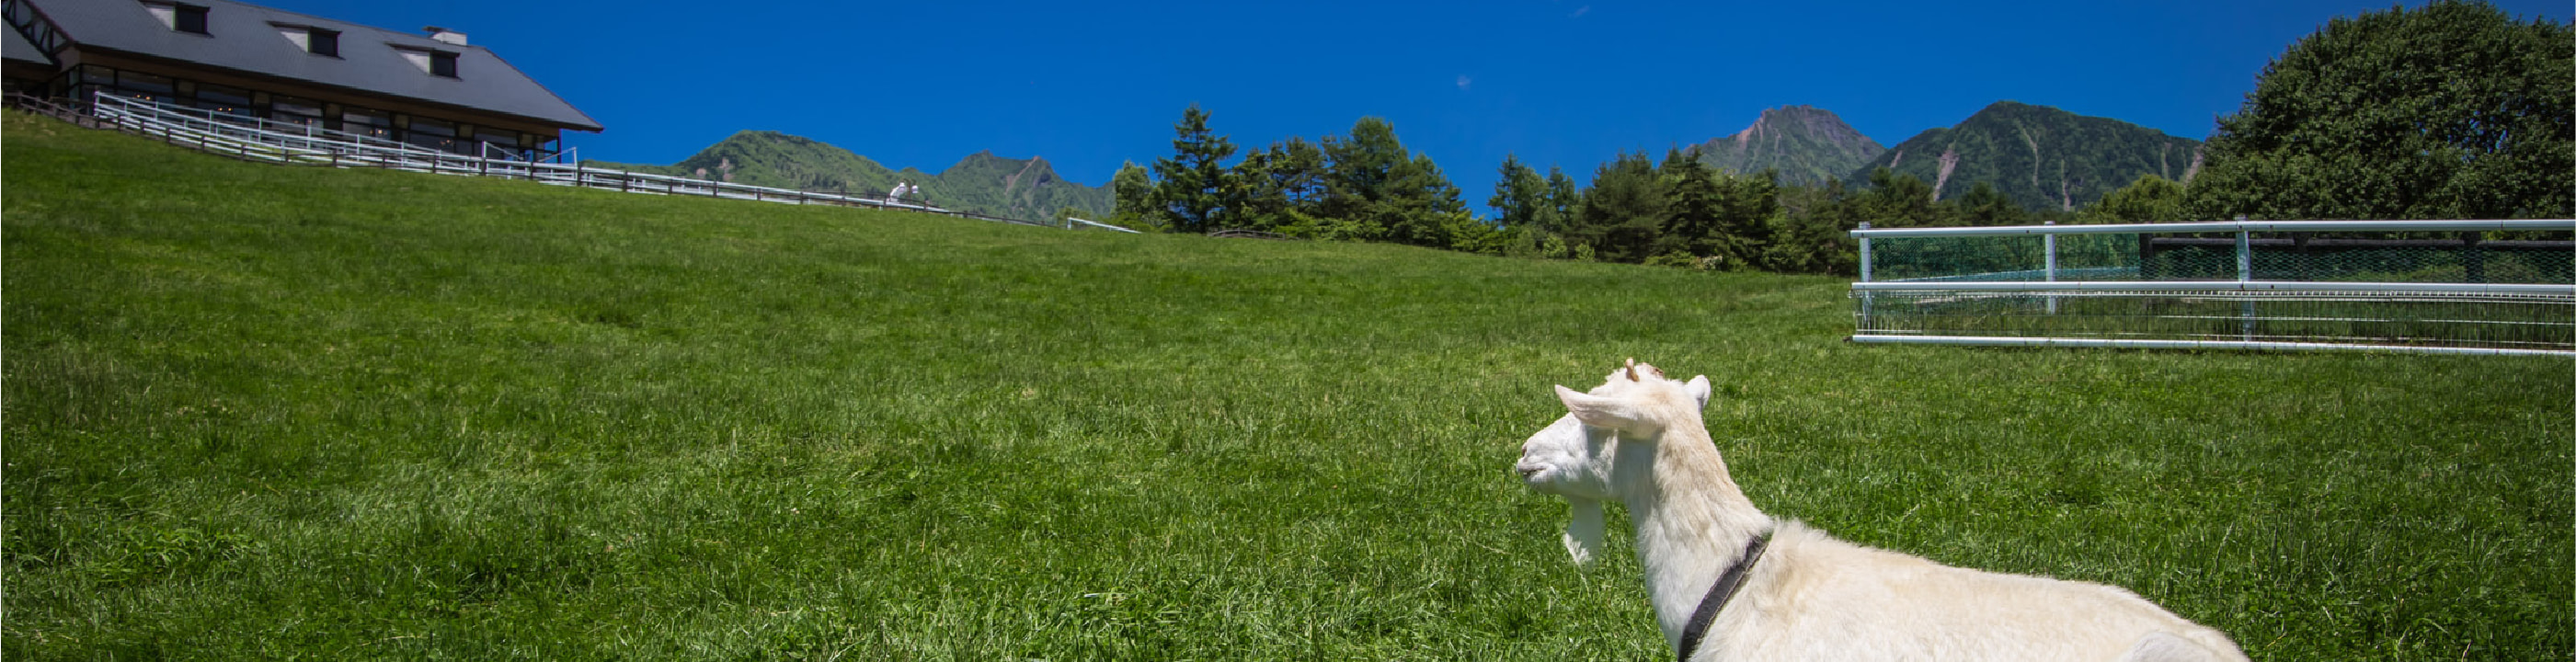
xmin=1624 ymin=358 xmax=1638 ymax=381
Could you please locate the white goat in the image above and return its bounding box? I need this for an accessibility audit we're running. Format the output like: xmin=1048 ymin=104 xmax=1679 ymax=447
xmin=1514 ymin=360 xmax=2248 ymax=662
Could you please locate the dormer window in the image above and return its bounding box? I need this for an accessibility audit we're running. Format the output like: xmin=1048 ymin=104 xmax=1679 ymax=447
xmin=273 ymin=24 xmax=340 ymax=56
xmin=175 ymin=5 xmax=207 ymax=33
xmin=395 ymin=46 xmax=460 ymax=78
xmin=141 ymin=2 xmax=211 ymax=35
xmin=309 ymin=29 xmax=338 ymax=56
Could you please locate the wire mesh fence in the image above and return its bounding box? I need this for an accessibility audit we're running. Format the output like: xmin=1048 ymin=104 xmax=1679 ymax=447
xmin=1850 ymin=221 xmax=2576 ymax=354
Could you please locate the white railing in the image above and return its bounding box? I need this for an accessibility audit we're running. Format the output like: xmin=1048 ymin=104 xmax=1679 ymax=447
xmin=65 ymin=93 xmax=1139 ymax=233
xmin=1848 ymin=218 xmax=2576 ymax=355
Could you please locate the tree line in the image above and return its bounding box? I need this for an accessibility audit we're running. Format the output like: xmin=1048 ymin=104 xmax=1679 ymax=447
xmin=1108 ymin=1 xmax=2569 ymax=274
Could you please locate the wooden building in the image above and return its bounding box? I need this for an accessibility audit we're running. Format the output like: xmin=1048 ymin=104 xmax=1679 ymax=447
xmin=2 ymin=0 xmax=599 ymax=158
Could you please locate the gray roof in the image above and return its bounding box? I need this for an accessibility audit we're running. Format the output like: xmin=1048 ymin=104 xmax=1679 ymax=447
xmin=2 ymin=17 xmax=49 ymax=65
xmin=30 ymin=0 xmax=599 ymax=131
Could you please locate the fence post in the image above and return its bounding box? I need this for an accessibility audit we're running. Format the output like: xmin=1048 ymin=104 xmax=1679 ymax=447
xmin=1856 ymin=222 xmax=1874 ymax=333
xmin=2235 ymin=215 xmax=2254 ymax=340
xmin=2044 ymin=220 xmax=2058 ymax=315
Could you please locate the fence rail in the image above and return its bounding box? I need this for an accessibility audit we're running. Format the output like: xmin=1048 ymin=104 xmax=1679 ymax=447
xmin=1849 ymin=219 xmax=2576 ymax=355
xmin=10 ymin=92 xmax=1136 ymax=234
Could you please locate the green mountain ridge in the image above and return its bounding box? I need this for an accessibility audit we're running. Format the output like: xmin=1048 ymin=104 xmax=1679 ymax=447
xmin=1850 ymin=100 xmax=2204 ymax=211
xmin=1688 ymin=105 xmax=1886 ymax=187
xmin=585 ymin=131 xmax=1113 ymax=222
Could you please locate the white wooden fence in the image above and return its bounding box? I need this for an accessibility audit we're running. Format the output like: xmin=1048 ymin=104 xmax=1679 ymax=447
xmin=28 ymin=92 xmax=1135 ymax=232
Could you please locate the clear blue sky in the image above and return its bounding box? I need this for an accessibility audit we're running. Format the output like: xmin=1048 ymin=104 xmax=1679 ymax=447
xmin=262 ymin=0 xmax=2570 ymax=215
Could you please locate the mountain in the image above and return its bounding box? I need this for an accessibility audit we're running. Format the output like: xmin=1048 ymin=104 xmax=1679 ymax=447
xmin=1848 ymin=100 xmax=2204 ymax=211
xmin=923 ymin=151 xmax=1113 ymax=224
xmin=1688 ymin=105 xmax=1885 ymax=187
xmin=586 ymin=131 xmax=1112 ymax=222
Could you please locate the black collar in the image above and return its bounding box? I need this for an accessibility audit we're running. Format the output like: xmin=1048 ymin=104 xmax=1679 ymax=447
xmin=1677 ymin=531 xmax=1772 ymax=662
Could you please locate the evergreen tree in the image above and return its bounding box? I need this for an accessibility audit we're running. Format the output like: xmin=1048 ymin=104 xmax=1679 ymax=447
xmin=1270 ymin=138 xmax=1329 ymax=217
xmin=1540 ymin=166 xmax=1581 ymax=235
xmin=1954 ymin=181 xmax=2028 ymax=226
xmin=1709 ymin=168 xmax=1783 ymax=268
xmin=1491 ymin=154 xmax=1547 ymax=230
xmin=1570 ymin=151 xmax=1668 ymax=263
xmin=1854 ymin=167 xmax=1949 ymax=227
xmin=2188 ymin=0 xmax=2573 ymax=220
xmin=1764 ymin=180 xmax=1862 ymax=275
xmin=1225 ymin=148 xmax=1277 ymax=230
xmin=1151 ymin=104 xmax=1239 ymax=233
xmin=1657 ymin=148 xmax=1724 ymax=260
xmin=1381 ymin=154 xmax=1471 ymax=247
xmin=1319 ymin=117 xmax=1407 ymax=229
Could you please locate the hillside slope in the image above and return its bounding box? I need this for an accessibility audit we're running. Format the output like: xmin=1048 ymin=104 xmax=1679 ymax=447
xmin=4 ymin=110 xmax=2565 ymax=661
xmin=1849 ymin=101 xmax=2204 ymax=211
xmin=588 ymin=131 xmax=1111 ymax=222
xmin=1689 ymin=105 xmax=1886 ymax=187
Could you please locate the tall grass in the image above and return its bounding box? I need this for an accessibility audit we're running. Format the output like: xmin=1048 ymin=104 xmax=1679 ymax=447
xmin=4 ymin=110 xmax=2568 ymax=660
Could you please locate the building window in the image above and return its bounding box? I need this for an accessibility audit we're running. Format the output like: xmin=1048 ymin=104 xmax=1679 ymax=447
xmin=406 ymin=116 xmax=464 ymax=153
xmin=394 ymin=46 xmax=460 ymax=78
xmin=277 ymin=24 xmax=341 ymax=56
xmin=271 ymin=96 xmax=323 ymax=126
xmin=341 ymin=108 xmax=393 ymax=140
xmin=174 ymin=4 xmax=209 ymax=34
xmin=192 ymin=83 xmax=250 ymax=116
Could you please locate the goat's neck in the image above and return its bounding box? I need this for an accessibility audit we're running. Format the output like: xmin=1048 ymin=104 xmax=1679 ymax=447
xmin=1618 ymin=425 xmax=1772 ymax=652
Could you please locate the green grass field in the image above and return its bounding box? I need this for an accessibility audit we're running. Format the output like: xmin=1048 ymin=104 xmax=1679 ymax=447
xmin=4 ymin=110 xmax=2569 ymax=660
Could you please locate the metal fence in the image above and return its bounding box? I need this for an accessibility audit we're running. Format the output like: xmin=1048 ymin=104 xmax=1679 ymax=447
xmin=11 ymin=92 xmax=1134 ymax=233
xmin=1849 ymin=219 xmax=2576 ymax=356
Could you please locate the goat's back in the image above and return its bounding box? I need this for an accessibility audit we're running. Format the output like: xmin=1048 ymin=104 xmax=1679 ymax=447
xmin=1703 ymin=522 xmax=2247 ymax=662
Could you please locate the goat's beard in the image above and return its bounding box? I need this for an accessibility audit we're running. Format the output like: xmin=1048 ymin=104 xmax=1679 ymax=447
xmin=1563 ymin=496 xmax=1606 ymax=565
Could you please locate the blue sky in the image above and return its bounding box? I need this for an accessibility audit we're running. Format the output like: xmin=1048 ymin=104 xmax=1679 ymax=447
xmin=261 ymin=0 xmax=2570 ymax=215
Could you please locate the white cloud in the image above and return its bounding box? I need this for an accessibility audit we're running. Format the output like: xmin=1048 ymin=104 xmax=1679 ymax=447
xmin=1456 ymin=74 xmax=1473 ymax=91
xmin=1569 ymin=6 xmax=1589 ymax=17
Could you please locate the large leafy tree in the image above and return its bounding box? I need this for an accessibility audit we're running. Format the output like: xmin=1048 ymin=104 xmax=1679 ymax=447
xmin=2079 ymin=175 xmax=2188 ymax=224
xmin=1108 ymin=161 xmax=1159 ymax=230
xmin=1151 ymin=104 xmax=1239 ymax=233
xmin=2189 ymin=0 xmax=2573 ymax=220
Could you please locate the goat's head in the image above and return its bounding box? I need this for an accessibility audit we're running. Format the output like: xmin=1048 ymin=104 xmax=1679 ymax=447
xmin=1514 ymin=359 xmax=1711 ymax=565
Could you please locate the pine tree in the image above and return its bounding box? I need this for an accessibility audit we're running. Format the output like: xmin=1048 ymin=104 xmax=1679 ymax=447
xmin=1570 ymin=151 xmax=1668 ymax=263
xmin=1540 ymin=166 xmax=1580 ymax=235
xmin=1955 ymin=181 xmax=2028 ymax=226
xmin=1657 ymin=148 xmax=1724 ymax=259
xmin=1151 ymin=104 xmax=1239 ymax=233
xmin=1710 ymin=169 xmax=1783 ymax=268
xmin=1491 ymin=154 xmax=1547 ymax=230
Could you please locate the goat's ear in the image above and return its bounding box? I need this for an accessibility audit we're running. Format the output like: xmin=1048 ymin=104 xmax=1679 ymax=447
xmin=1687 ymin=375 xmax=1712 ymax=408
xmin=1557 ymin=385 xmax=1653 ymax=435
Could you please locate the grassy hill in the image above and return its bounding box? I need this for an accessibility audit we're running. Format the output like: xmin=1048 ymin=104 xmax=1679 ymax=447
xmin=1689 ymin=105 xmax=1887 ymax=187
xmin=1851 ymin=100 xmax=2205 ymax=211
xmin=587 ymin=131 xmax=1112 ymax=223
xmin=5 ymin=110 xmax=2569 ymax=660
